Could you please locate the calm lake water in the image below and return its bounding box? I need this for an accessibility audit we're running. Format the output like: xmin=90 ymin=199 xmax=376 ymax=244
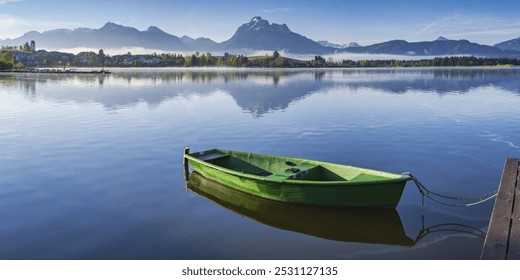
xmin=1 ymin=68 xmax=519 ymax=259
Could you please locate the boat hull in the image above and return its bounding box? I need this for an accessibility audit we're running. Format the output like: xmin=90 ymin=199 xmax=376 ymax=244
xmin=185 ymin=149 xmax=409 ymax=208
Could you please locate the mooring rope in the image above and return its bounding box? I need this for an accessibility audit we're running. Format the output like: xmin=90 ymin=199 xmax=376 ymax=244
xmin=402 ymin=172 xmax=498 ymax=207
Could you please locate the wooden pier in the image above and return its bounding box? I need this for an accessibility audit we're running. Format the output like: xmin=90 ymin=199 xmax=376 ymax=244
xmin=481 ymin=158 xmax=520 ymax=259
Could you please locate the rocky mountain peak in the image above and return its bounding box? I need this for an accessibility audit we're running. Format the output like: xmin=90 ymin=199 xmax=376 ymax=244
xmin=146 ymin=26 xmax=164 ymax=33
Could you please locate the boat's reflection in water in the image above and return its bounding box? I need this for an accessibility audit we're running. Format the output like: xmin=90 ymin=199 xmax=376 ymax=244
xmin=187 ymin=172 xmax=415 ymax=246
xmin=187 ymin=172 xmax=488 ymax=248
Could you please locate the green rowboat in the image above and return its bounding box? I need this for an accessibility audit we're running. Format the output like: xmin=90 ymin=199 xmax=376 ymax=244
xmin=184 ymin=148 xmax=411 ymax=208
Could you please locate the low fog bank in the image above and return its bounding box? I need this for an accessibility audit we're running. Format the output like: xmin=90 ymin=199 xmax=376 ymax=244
xmin=55 ymin=47 xmax=464 ymax=62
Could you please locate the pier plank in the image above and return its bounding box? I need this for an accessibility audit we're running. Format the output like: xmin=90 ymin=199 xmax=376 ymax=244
xmin=507 ymin=165 xmax=520 ymax=260
xmin=481 ymin=158 xmax=519 ymax=260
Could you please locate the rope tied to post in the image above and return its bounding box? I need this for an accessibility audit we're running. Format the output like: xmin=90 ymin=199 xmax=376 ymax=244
xmin=402 ymin=172 xmax=498 ymax=207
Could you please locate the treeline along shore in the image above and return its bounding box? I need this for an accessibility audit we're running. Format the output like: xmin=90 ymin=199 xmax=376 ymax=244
xmin=2 ymin=47 xmax=520 ymax=70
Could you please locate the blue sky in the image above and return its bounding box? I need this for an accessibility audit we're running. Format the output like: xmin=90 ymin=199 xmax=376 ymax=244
xmin=1 ymin=0 xmax=520 ymax=45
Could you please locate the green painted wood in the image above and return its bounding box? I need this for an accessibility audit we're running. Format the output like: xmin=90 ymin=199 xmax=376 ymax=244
xmin=185 ymin=148 xmax=410 ymax=208
xmin=481 ymin=158 xmax=519 ymax=260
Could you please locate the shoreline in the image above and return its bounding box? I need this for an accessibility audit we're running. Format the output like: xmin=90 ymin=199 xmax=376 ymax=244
xmin=0 ymin=69 xmax=110 ymax=74
xmin=0 ymin=65 xmax=517 ymax=74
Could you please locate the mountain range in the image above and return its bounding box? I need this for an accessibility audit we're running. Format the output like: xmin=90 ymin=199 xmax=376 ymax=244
xmin=345 ymin=38 xmax=520 ymax=58
xmin=494 ymin=37 xmax=520 ymax=52
xmin=317 ymin=41 xmax=361 ymax=49
xmin=1 ymin=16 xmax=520 ymax=58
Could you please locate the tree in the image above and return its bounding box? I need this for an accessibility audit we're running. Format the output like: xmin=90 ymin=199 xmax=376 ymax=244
xmin=229 ymin=56 xmax=238 ymax=66
xmin=313 ymin=55 xmax=326 ymax=66
xmin=184 ymin=55 xmax=192 ymax=67
xmin=199 ymin=53 xmax=207 ymax=66
xmin=0 ymin=53 xmax=14 ymax=70
xmin=23 ymin=42 xmax=31 ymax=52
xmin=272 ymin=51 xmax=280 ymax=59
xmin=89 ymin=54 xmax=99 ymax=66
xmin=205 ymin=52 xmax=213 ymax=66
xmin=98 ymin=49 xmax=106 ymax=66
xmin=190 ymin=54 xmax=197 ymax=66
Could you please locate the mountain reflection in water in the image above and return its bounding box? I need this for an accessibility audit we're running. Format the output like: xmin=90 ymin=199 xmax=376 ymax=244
xmin=1 ymin=68 xmax=520 ymax=117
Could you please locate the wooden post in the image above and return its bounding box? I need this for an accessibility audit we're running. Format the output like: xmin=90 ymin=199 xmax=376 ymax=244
xmin=183 ymin=147 xmax=190 ymax=182
xmin=481 ymin=158 xmax=520 ymax=259
xmin=508 ymin=160 xmax=520 ymax=259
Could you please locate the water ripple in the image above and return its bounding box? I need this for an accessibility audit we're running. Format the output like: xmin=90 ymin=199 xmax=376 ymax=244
xmin=481 ymin=131 xmax=520 ymax=150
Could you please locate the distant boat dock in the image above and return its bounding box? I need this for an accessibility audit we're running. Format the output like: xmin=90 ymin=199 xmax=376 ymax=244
xmin=481 ymin=158 xmax=520 ymax=259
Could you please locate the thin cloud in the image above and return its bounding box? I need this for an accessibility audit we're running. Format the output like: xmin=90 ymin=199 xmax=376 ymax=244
xmin=0 ymin=14 xmax=24 ymax=26
xmin=0 ymin=14 xmax=81 ymax=29
xmin=0 ymin=14 xmax=81 ymax=39
xmin=0 ymin=0 xmax=23 ymax=5
xmin=415 ymin=14 xmax=520 ymax=40
xmin=260 ymin=7 xmax=293 ymax=13
xmin=0 ymin=18 xmax=31 ymax=39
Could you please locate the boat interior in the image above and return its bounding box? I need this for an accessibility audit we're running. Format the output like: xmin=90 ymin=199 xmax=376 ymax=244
xmin=193 ymin=149 xmax=394 ymax=182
